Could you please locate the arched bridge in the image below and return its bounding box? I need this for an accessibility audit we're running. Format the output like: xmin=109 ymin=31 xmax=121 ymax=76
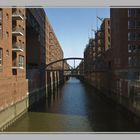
xmin=45 ymin=57 xmax=84 ymax=77
xmin=46 ymin=57 xmax=84 ymax=68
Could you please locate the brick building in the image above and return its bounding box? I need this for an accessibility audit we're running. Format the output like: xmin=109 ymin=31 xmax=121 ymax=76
xmin=26 ymin=8 xmax=46 ymax=108
xmin=100 ymin=18 xmax=111 ymax=52
xmin=84 ymin=38 xmax=96 ymax=72
xmin=0 ymin=8 xmax=28 ymax=130
xmin=111 ymin=8 xmax=140 ymax=79
xmin=84 ymin=18 xmax=111 ymax=86
xmin=110 ymin=8 xmax=140 ymax=97
xmin=45 ymin=15 xmax=65 ymax=88
xmin=84 ymin=8 xmax=140 ymax=103
xmin=0 ymin=8 xmax=66 ymax=130
xmin=45 ymin=16 xmax=64 ymax=69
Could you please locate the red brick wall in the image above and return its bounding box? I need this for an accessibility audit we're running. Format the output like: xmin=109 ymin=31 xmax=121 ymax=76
xmin=0 ymin=78 xmax=28 ymax=111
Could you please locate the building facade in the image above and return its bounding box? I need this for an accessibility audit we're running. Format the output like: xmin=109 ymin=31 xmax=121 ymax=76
xmin=0 ymin=8 xmax=28 ymax=130
xmin=84 ymin=18 xmax=111 ymax=87
xmin=45 ymin=16 xmax=64 ymax=69
xmin=83 ymin=8 xmax=140 ymax=117
xmin=45 ymin=15 xmax=65 ymax=89
xmin=110 ymin=8 xmax=140 ymax=97
xmin=26 ymin=8 xmax=47 ymax=108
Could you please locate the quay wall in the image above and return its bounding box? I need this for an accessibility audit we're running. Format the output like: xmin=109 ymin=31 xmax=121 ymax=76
xmin=84 ymin=71 xmax=140 ymax=118
xmin=0 ymin=78 xmax=28 ymax=131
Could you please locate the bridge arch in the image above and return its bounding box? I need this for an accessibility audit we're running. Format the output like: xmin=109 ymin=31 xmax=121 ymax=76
xmin=46 ymin=57 xmax=84 ymax=69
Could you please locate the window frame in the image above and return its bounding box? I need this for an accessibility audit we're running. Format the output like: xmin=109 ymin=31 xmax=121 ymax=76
xmin=0 ymin=48 xmax=2 ymax=66
xmin=18 ymin=55 xmax=24 ymax=67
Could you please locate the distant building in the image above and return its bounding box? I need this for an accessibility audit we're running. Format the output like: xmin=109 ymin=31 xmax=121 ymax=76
xmin=45 ymin=16 xmax=64 ymax=70
xmin=84 ymin=38 xmax=95 ymax=73
xmin=100 ymin=18 xmax=111 ymax=52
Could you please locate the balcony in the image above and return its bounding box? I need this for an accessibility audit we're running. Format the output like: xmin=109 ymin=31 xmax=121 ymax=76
xmin=12 ymin=43 xmax=24 ymax=52
xmin=12 ymin=26 xmax=24 ymax=36
xmin=12 ymin=10 xmax=24 ymax=20
xmin=12 ymin=61 xmax=24 ymax=69
xmin=12 ymin=64 xmax=24 ymax=69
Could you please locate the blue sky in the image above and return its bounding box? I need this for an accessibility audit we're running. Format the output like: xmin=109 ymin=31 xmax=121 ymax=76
xmin=44 ymin=8 xmax=110 ymax=67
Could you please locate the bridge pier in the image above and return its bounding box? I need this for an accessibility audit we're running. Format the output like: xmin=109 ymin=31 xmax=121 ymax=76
xmin=46 ymin=70 xmax=65 ymax=100
xmin=45 ymin=57 xmax=84 ymax=103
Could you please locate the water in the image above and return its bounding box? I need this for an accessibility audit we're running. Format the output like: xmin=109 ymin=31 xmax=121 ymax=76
xmin=5 ymin=77 xmax=140 ymax=132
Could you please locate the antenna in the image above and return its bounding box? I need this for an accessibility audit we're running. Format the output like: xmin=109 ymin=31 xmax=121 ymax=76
xmin=91 ymin=30 xmax=93 ymax=38
xmin=97 ymin=16 xmax=103 ymax=22
xmin=88 ymin=29 xmax=91 ymax=39
xmin=88 ymin=32 xmax=90 ymax=39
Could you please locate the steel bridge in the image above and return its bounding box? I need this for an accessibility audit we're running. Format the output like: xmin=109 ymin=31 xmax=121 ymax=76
xmin=45 ymin=57 xmax=84 ymax=77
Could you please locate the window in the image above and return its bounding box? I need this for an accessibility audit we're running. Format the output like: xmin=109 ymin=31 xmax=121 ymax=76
xmin=6 ymin=50 xmax=9 ymax=56
xmin=108 ymin=36 xmax=110 ymax=42
xmin=19 ymin=39 xmax=21 ymax=45
xmin=19 ymin=9 xmax=21 ymax=14
xmin=0 ymin=48 xmax=2 ymax=66
xmin=108 ymin=20 xmax=110 ymax=25
xmin=128 ymin=32 xmax=136 ymax=41
xmin=128 ymin=20 xmax=135 ymax=29
xmin=137 ymin=45 xmax=140 ymax=50
xmin=108 ymin=28 xmax=110 ymax=33
xmin=128 ymin=56 xmax=132 ymax=66
xmin=22 ymin=42 xmax=24 ymax=50
xmin=6 ymin=13 xmax=9 ymax=20
xmin=136 ymin=9 xmax=140 ymax=16
xmin=128 ymin=44 xmax=132 ymax=53
xmin=19 ymin=55 xmax=24 ymax=67
xmin=6 ymin=31 xmax=9 ymax=39
xmin=136 ymin=20 xmax=140 ymax=28
xmin=0 ymin=24 xmax=2 ymax=38
xmin=128 ymin=56 xmax=137 ymax=67
xmin=136 ymin=33 xmax=140 ymax=40
xmin=128 ymin=9 xmax=135 ymax=17
xmin=128 ymin=44 xmax=136 ymax=53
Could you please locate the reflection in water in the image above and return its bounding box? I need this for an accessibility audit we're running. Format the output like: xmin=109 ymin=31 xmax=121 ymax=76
xmin=5 ymin=77 xmax=140 ymax=132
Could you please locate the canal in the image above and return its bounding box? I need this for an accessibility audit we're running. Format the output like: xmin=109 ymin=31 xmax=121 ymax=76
xmin=5 ymin=77 xmax=140 ymax=132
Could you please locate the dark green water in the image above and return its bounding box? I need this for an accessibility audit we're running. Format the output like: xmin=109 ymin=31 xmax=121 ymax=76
xmin=5 ymin=77 xmax=140 ymax=132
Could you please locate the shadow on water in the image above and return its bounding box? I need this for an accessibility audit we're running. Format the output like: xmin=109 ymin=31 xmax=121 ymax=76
xmin=83 ymin=83 xmax=140 ymax=132
xmin=5 ymin=77 xmax=140 ymax=132
xmin=29 ymin=77 xmax=140 ymax=132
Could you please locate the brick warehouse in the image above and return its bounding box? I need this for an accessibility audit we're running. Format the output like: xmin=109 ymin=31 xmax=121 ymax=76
xmin=110 ymin=8 xmax=140 ymax=97
xmin=0 ymin=8 xmax=28 ymax=130
xmin=83 ymin=8 xmax=140 ymax=117
xmin=84 ymin=18 xmax=111 ymax=89
xmin=45 ymin=15 xmax=64 ymax=68
xmin=45 ymin=15 xmax=65 ymax=91
xmin=0 ymin=8 xmax=65 ymax=130
xmin=26 ymin=8 xmax=46 ymax=108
